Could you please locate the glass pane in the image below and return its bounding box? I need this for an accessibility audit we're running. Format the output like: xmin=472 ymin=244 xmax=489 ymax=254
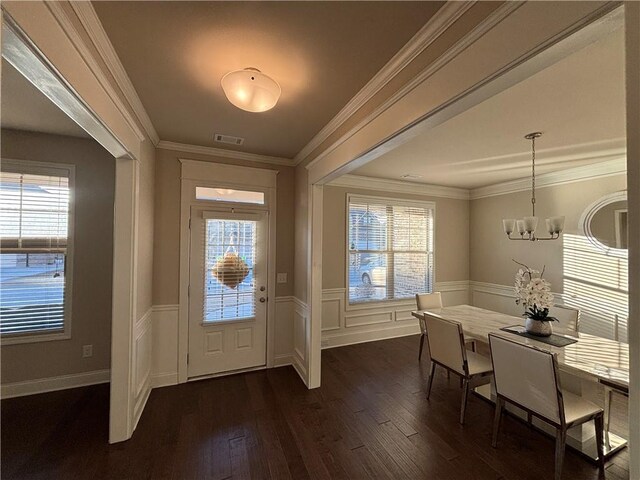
xmin=348 ymin=203 xmax=387 ymax=251
xmin=348 ymin=253 xmax=387 ymax=302
xmin=0 ymin=253 xmax=66 ymax=334
xmin=196 ymin=187 xmax=264 ymax=205
xmin=203 ymin=219 xmax=257 ymax=322
xmin=393 ymin=253 xmax=432 ymax=299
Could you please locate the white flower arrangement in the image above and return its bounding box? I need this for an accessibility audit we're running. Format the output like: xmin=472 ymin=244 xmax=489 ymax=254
xmin=513 ymin=260 xmax=556 ymax=322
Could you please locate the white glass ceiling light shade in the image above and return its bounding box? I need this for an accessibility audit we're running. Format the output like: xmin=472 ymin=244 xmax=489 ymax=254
xmin=221 ymin=68 xmax=281 ymax=113
xmin=501 ymin=132 xmax=565 ymax=241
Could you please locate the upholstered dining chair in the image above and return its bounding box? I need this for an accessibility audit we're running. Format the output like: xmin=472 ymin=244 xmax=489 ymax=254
xmin=424 ymin=314 xmax=493 ymax=424
xmin=415 ymin=292 xmax=475 ymax=363
xmin=548 ymin=305 xmax=580 ymax=336
xmin=488 ymin=334 xmax=605 ymax=480
xmin=415 ymin=292 xmax=443 ymax=361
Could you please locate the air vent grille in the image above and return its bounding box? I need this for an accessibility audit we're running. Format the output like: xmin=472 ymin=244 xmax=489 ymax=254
xmin=214 ymin=133 xmax=244 ymax=146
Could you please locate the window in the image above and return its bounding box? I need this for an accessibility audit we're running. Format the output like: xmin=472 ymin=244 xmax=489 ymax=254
xmin=196 ymin=186 xmax=265 ymax=205
xmin=0 ymin=161 xmax=74 ymax=341
xmin=348 ymin=195 xmax=434 ymax=304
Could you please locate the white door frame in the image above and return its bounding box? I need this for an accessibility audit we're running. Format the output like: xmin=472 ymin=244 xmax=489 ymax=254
xmin=178 ymin=159 xmax=277 ymax=383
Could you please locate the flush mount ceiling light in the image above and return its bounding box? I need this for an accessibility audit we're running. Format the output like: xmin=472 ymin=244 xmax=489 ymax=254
xmin=502 ymin=132 xmax=565 ymax=241
xmin=221 ymin=67 xmax=281 ymax=113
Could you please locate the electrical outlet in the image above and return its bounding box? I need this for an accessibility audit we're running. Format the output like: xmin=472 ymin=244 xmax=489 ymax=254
xmin=277 ymin=273 xmax=288 ymax=284
xmin=82 ymin=345 xmax=93 ymax=358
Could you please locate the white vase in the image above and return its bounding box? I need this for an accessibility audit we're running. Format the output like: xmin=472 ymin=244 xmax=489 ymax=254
xmin=525 ymin=317 xmax=553 ymax=337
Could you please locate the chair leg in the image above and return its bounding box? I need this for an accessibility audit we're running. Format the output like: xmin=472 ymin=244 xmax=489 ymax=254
xmin=492 ymin=398 xmax=504 ymax=447
xmin=426 ymin=362 xmax=436 ymax=399
xmin=554 ymin=427 xmax=567 ymax=480
xmin=418 ymin=334 xmax=425 ymax=361
xmin=604 ymin=386 xmax=613 ymax=441
xmin=594 ymin=413 xmax=606 ymax=469
xmin=460 ymin=378 xmax=470 ymax=424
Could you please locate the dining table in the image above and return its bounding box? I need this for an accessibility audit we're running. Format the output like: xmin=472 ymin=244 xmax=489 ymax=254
xmin=412 ymin=304 xmax=629 ymax=461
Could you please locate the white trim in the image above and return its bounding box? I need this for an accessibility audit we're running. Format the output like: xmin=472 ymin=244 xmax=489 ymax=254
xmin=470 ymin=157 xmax=627 ymax=199
xmin=151 ymin=372 xmax=179 ymax=389
xmin=293 ymin=2 xmax=475 ymax=165
xmin=44 ymin=2 xmax=146 ymax=144
xmin=578 ymin=190 xmax=628 ymax=256
xmin=330 ymin=174 xmax=469 ymax=200
xmin=0 ymin=11 xmax=133 ymax=159
xmin=159 ymin=141 xmax=294 ymax=167
xmin=305 ymin=2 xmax=524 ymax=172
xmin=68 ymin=2 xmax=159 ymax=145
xmin=322 ymin=324 xmax=421 ymax=350
xmin=1 ymin=369 xmax=110 ymax=399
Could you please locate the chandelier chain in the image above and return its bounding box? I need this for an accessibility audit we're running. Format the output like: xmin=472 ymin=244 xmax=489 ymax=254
xmin=531 ymin=135 xmax=536 ymax=217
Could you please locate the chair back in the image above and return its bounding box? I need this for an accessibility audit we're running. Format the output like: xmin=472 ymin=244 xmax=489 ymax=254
xmin=424 ymin=315 xmax=466 ymax=375
xmin=489 ymin=334 xmax=563 ymax=425
xmin=416 ymin=292 xmax=443 ymax=310
xmin=549 ymin=305 xmax=579 ymax=336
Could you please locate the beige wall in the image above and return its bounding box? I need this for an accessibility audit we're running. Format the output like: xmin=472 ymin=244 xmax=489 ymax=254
xmin=136 ymin=139 xmax=156 ymax=318
xmin=293 ymin=166 xmax=309 ymax=302
xmin=470 ymin=174 xmax=627 ymax=290
xmin=322 ymin=185 xmax=470 ymax=289
xmin=152 ymin=148 xmax=295 ymax=305
xmin=1 ymin=129 xmax=115 ymax=383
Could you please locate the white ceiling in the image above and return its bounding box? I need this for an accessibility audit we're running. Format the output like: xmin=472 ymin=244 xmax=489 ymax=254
xmin=1 ymin=59 xmax=89 ymax=139
xmin=353 ymin=26 xmax=625 ymax=189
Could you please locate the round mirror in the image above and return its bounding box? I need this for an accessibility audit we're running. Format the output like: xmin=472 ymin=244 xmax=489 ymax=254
xmin=580 ymin=191 xmax=628 ymax=252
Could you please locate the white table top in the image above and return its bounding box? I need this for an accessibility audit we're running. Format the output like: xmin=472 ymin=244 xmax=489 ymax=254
xmin=412 ymin=304 xmax=629 ymax=390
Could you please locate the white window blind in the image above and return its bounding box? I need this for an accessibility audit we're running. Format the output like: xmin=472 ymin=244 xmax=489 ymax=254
xmin=348 ymin=195 xmax=434 ymax=304
xmin=0 ymin=168 xmax=71 ymax=336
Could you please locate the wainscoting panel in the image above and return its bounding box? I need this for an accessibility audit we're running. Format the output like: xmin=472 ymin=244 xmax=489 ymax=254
xmin=151 ymin=305 xmax=179 ymax=388
xmin=274 ymin=297 xmax=294 ymax=367
xmin=133 ymin=308 xmax=153 ymax=429
xmin=321 ymin=281 xmax=470 ymax=348
xmin=292 ymin=298 xmax=309 ymax=385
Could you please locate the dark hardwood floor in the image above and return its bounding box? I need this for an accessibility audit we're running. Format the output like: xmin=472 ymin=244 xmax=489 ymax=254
xmin=1 ymin=335 xmax=629 ymax=479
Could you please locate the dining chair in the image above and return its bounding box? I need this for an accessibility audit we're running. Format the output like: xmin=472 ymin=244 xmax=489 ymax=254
xmin=415 ymin=292 xmax=442 ymax=361
xmin=424 ymin=314 xmax=493 ymax=424
xmin=548 ymin=304 xmax=580 ymax=336
xmin=415 ymin=292 xmax=476 ymax=363
xmin=488 ymin=334 xmax=605 ymax=480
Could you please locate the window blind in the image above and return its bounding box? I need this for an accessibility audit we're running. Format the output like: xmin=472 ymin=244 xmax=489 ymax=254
xmin=0 ymin=170 xmax=70 ymax=336
xmin=348 ymin=196 xmax=434 ymax=303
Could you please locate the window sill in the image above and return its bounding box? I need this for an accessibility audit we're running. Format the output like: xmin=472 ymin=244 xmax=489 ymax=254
xmin=1 ymin=330 xmax=70 ymax=346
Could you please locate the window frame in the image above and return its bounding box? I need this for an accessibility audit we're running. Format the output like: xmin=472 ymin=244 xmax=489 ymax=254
xmin=345 ymin=193 xmax=436 ymax=308
xmin=1 ymin=159 xmax=76 ymax=345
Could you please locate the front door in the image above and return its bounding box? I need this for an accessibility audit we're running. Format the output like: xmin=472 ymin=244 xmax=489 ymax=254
xmin=188 ymin=207 xmax=268 ymax=378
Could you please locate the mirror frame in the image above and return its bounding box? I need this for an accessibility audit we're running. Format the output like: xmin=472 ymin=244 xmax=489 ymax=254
xmin=579 ymin=190 xmax=628 ymax=256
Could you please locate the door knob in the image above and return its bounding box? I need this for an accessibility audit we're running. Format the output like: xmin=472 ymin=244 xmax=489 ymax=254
xmin=259 ymin=297 xmax=266 ymax=303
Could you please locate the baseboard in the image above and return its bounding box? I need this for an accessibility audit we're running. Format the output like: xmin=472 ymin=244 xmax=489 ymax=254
xmin=322 ymin=324 xmax=421 ymax=349
xmin=151 ymin=372 xmax=178 ymax=389
xmin=1 ymin=369 xmax=110 ymax=399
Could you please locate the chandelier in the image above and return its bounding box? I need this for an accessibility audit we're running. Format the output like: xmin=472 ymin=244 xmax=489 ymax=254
xmin=502 ymin=132 xmax=564 ymax=241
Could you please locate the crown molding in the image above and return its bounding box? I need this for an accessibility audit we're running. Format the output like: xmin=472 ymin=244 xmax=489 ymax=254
xmin=470 ymin=157 xmax=627 ymax=199
xmin=293 ymin=1 xmax=476 ymax=166
xmin=304 ymin=2 xmax=523 ymax=171
xmin=158 ymin=140 xmax=295 ymax=167
xmin=67 ymin=2 xmax=160 ymax=146
xmin=42 ymin=2 xmax=148 ymax=146
xmin=327 ymin=174 xmax=470 ymax=200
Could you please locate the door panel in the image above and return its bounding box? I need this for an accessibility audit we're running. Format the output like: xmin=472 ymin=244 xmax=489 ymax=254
xmin=188 ymin=208 xmax=268 ymax=377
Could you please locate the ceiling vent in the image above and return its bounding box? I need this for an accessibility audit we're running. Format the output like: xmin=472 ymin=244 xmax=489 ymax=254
xmin=214 ymin=133 xmax=244 ymax=146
